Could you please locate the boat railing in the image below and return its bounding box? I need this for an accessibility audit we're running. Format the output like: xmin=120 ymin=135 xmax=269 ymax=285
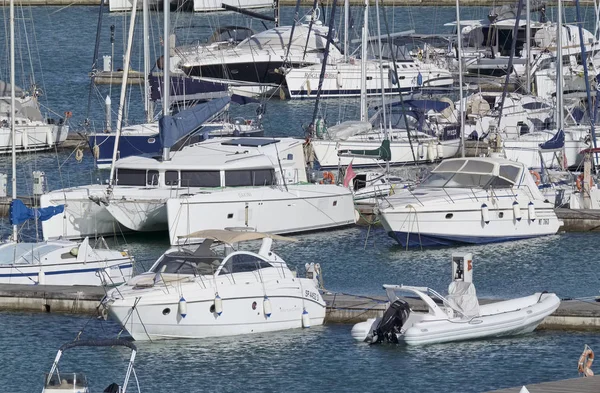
xmin=384 ymin=284 xmax=469 ymax=319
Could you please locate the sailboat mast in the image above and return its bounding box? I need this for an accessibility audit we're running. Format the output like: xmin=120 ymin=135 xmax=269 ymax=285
xmin=556 ymin=0 xmax=563 ymax=129
xmin=108 ymin=0 xmax=139 ymax=188
xmin=344 ymin=0 xmax=349 ymax=61
xmin=143 ymin=0 xmax=153 ymax=123
xmin=525 ymin=0 xmax=531 ymax=93
xmin=359 ymin=0 xmax=368 ymax=122
xmin=10 ymin=0 xmax=16 ymax=241
xmin=455 ymin=0 xmax=465 ymax=157
xmin=162 ymin=0 xmax=171 ymax=162
xmin=375 ymin=0 xmax=389 ymax=174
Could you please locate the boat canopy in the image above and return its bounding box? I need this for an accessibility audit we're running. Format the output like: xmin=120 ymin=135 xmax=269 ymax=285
xmin=0 ymin=241 xmax=71 ymax=265
xmin=179 ymin=229 xmax=298 ymax=244
xmin=323 ymin=121 xmax=372 ymax=140
xmin=423 ymin=157 xmax=524 ymax=188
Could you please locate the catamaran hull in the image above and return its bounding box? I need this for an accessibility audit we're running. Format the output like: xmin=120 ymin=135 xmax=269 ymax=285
xmin=167 ymin=185 xmax=357 ymax=245
xmin=381 ymin=206 xmax=561 ymax=248
xmin=107 ymin=280 xmax=325 ymax=340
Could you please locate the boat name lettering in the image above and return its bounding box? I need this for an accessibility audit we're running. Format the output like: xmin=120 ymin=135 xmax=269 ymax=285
xmin=238 ymin=192 xmax=252 ymax=198
xmin=538 ymin=218 xmax=550 ymax=225
xmin=304 ymin=290 xmax=319 ymax=301
xmin=304 ymin=72 xmax=335 ymax=79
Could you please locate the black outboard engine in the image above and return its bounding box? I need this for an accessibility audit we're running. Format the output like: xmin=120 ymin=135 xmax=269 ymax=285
xmin=371 ymin=299 xmax=410 ymax=344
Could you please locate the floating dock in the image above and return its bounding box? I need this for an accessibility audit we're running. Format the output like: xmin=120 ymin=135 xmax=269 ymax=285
xmin=485 ymin=376 xmax=600 ymax=393
xmin=1 ymin=284 xmax=599 ymax=332
xmin=556 ymin=208 xmax=600 ymax=232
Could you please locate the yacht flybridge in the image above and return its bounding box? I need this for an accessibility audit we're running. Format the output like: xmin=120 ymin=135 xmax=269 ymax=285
xmin=40 ymin=137 xmax=356 ymax=241
xmin=351 ymin=253 xmax=560 ymax=345
xmin=102 ymin=230 xmax=326 ymax=340
xmin=379 ymin=156 xmax=562 ymax=248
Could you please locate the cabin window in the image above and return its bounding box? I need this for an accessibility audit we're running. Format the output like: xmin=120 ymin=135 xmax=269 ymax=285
xmin=115 ymin=169 xmax=146 ymax=186
xmin=165 ymin=171 xmax=179 ymax=186
xmin=180 ymin=171 xmax=220 ymax=187
xmin=147 ymin=170 xmax=159 ymax=186
xmin=152 ymin=253 xmax=223 ymax=275
xmin=499 ymin=165 xmax=520 ymax=183
xmin=219 ymin=253 xmax=272 ymax=275
xmin=225 ymin=169 xmax=275 ymax=187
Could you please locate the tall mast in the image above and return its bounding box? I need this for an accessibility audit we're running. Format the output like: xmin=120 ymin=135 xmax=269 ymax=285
xmin=455 ymin=0 xmax=465 ymax=157
xmin=344 ymin=0 xmax=349 ymax=61
xmin=375 ymin=0 xmax=389 ymax=174
xmin=108 ymin=0 xmax=139 ymax=188
xmin=556 ymin=0 xmax=563 ymax=130
xmin=525 ymin=0 xmax=531 ymax=93
xmin=162 ymin=0 xmax=171 ymax=162
xmin=10 ymin=0 xmax=16 ymax=241
xmin=143 ymin=0 xmax=153 ymax=123
xmin=359 ymin=0 xmax=368 ymax=122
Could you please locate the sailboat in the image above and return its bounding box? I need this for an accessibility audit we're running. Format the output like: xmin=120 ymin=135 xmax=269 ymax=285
xmin=0 ymin=0 xmax=134 ymax=286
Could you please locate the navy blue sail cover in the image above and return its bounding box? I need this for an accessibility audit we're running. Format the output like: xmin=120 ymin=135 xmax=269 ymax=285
xmin=539 ymin=129 xmax=565 ymax=151
xmin=159 ymin=97 xmax=231 ymax=149
xmin=9 ymin=199 xmax=64 ymax=225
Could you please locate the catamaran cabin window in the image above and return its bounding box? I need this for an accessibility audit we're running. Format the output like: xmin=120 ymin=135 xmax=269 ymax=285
xmin=147 ymin=170 xmax=159 ymax=186
xmin=115 ymin=169 xmax=146 ymax=186
xmin=180 ymin=171 xmax=221 ymax=187
xmin=219 ymin=253 xmax=273 ymax=275
xmin=152 ymin=253 xmax=223 ymax=275
xmin=165 ymin=171 xmax=179 ymax=186
xmin=225 ymin=169 xmax=275 ymax=187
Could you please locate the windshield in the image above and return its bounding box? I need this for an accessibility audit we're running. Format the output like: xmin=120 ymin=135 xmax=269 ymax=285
xmin=152 ymin=253 xmax=223 ymax=276
xmin=420 ymin=172 xmax=495 ymax=188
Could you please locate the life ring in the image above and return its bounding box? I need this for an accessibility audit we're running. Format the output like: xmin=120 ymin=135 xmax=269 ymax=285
xmin=530 ymin=170 xmax=541 ymax=186
xmin=576 ymin=174 xmax=594 ymax=192
xmin=321 ymin=171 xmax=335 ymax=184
xmin=578 ymin=346 xmax=594 ymax=377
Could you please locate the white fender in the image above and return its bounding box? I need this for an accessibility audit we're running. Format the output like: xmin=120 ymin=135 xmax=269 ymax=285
xmin=263 ymin=296 xmax=272 ymax=318
xmin=178 ymin=297 xmax=187 ymax=318
xmin=306 ymin=79 xmax=312 ymax=96
xmin=46 ymin=128 xmax=54 ymax=147
xmin=37 ymin=271 xmax=45 ymax=285
xmin=214 ymin=294 xmax=223 ymax=316
xmin=481 ymin=203 xmax=490 ymax=224
xmin=513 ymin=201 xmax=522 ymax=222
xmin=436 ymin=143 xmax=444 ymax=159
xmin=336 ymin=71 xmax=343 ymax=89
xmin=418 ymin=143 xmax=425 ymax=159
xmin=528 ymin=201 xmax=536 ymax=222
xmin=427 ymin=143 xmax=435 ymax=162
xmin=302 ymin=308 xmax=311 ymax=328
xmin=22 ymin=129 xmax=29 ymax=149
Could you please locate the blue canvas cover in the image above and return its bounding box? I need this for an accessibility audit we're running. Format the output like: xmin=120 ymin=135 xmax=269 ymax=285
xmin=539 ymin=129 xmax=565 ymax=151
xmin=159 ymin=97 xmax=231 ymax=149
xmin=9 ymin=199 xmax=64 ymax=226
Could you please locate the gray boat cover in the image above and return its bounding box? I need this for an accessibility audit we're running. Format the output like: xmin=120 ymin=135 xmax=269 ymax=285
xmin=447 ymin=281 xmax=480 ymax=317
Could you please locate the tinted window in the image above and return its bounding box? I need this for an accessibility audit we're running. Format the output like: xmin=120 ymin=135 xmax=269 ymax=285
xmin=152 ymin=253 xmax=223 ymax=275
xmin=219 ymin=253 xmax=272 ymax=275
xmin=181 ymin=171 xmax=220 ymax=187
xmin=225 ymin=169 xmax=275 ymax=187
xmin=147 ymin=170 xmax=159 ymax=186
xmin=499 ymin=165 xmax=520 ymax=183
xmin=165 ymin=171 xmax=179 ymax=186
xmin=116 ymin=169 xmax=146 ymax=186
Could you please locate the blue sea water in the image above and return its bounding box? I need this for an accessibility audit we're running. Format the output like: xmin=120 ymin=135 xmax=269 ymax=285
xmin=0 ymin=4 xmax=599 ymax=392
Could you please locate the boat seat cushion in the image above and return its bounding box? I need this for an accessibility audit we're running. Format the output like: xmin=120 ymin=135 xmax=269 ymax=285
xmin=447 ymin=281 xmax=480 ymax=317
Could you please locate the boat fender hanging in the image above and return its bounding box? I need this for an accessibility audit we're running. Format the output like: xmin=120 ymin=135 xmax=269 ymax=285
xmin=426 ymin=143 xmax=435 ymax=162
xmin=263 ymin=296 xmax=272 ymax=318
xmin=481 ymin=203 xmax=490 ymax=224
xmin=37 ymin=271 xmax=45 ymax=285
xmin=178 ymin=297 xmax=187 ymax=318
xmin=417 ymin=72 xmax=423 ymax=86
xmin=418 ymin=143 xmax=425 ymax=159
xmin=513 ymin=201 xmax=522 ymax=222
xmin=75 ymin=148 xmax=84 ymax=163
xmin=302 ymin=308 xmax=311 ymax=328
xmin=528 ymin=201 xmax=536 ymax=222
xmin=436 ymin=143 xmax=444 ymax=159
xmin=336 ymin=71 xmax=343 ymax=89
xmin=306 ymin=80 xmax=312 ymax=96
xmin=214 ymin=294 xmax=223 ymax=316
xmin=388 ymin=69 xmax=398 ymax=86
xmin=578 ymin=346 xmax=594 ymax=377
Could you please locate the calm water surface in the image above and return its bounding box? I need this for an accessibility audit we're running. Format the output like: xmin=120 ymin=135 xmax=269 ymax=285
xmin=0 ymin=4 xmax=599 ymax=393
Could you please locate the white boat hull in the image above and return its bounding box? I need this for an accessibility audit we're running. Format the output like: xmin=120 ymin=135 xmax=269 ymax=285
xmin=0 ymin=124 xmax=68 ymax=153
xmin=167 ymin=184 xmax=356 ymax=245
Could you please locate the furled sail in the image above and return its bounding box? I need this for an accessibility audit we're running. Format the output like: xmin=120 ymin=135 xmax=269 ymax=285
xmin=538 ymin=129 xmax=564 ymax=152
xmin=159 ymin=97 xmax=231 ymax=149
xmin=9 ymin=199 xmax=64 ymax=226
xmin=338 ymin=139 xmax=392 ymax=161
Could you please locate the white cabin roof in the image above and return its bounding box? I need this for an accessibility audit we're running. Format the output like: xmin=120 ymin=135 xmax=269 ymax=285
xmin=432 ymin=157 xmax=524 ymax=184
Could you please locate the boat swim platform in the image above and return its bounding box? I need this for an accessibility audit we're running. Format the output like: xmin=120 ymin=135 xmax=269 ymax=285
xmin=0 ymin=284 xmax=599 ymax=331
xmin=485 ymin=375 xmax=600 ymax=393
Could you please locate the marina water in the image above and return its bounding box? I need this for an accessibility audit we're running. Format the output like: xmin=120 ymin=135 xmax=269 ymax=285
xmin=0 ymin=5 xmax=600 ymax=392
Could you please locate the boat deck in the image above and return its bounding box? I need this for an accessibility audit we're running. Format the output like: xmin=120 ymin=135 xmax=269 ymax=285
xmin=485 ymin=376 xmax=600 ymax=392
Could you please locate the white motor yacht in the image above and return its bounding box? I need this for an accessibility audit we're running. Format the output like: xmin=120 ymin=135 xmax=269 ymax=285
xmin=102 ymin=230 xmax=326 ymax=340
xmin=351 ymin=253 xmax=560 ymax=345
xmin=379 ymin=156 xmax=562 ymax=248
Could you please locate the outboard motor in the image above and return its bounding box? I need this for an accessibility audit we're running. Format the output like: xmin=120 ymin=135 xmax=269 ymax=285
xmin=360 ymin=299 xmax=410 ymax=344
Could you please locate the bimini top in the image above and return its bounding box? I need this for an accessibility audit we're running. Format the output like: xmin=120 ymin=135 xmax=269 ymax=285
xmin=424 ymin=157 xmax=525 ymax=189
xmin=179 ymin=229 xmax=298 ymax=244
